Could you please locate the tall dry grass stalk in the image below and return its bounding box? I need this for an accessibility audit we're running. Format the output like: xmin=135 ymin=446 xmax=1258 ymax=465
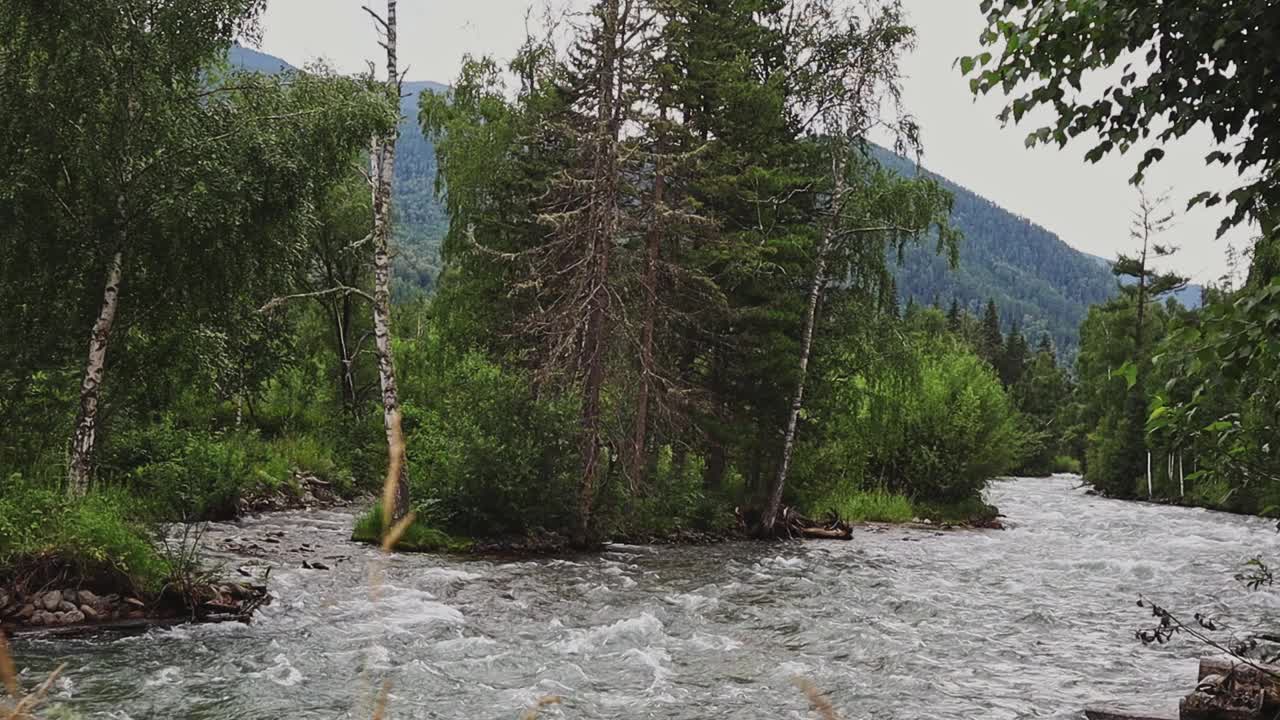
xmin=518 ymin=695 xmax=561 ymax=720
xmin=363 ymin=410 xmax=416 ymax=719
xmin=0 ymin=633 xmax=65 ymax=720
xmin=792 ymin=677 xmax=841 ymax=720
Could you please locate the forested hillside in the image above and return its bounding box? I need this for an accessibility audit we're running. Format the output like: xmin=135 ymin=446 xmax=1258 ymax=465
xmin=876 ymin=148 xmax=1119 ymax=356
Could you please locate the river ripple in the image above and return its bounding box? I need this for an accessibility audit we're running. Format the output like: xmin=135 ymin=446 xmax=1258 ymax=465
xmin=12 ymin=476 xmax=1280 ymax=719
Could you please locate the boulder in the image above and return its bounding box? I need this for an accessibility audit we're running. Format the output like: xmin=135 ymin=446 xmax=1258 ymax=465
xmin=58 ymin=600 xmax=76 ymax=613
xmin=77 ymin=589 xmax=97 ymax=606
xmin=40 ymin=590 xmax=62 ymax=612
xmin=17 ymin=604 xmax=34 ymax=621
xmin=59 ymin=609 xmax=85 ymax=625
xmin=79 ymin=604 xmax=98 ymax=620
xmin=29 ymin=610 xmax=47 ymax=626
xmin=61 ymin=589 xmax=77 ymax=604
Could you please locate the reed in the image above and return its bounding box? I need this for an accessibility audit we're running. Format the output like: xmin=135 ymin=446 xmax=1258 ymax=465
xmin=0 ymin=633 xmax=64 ymax=720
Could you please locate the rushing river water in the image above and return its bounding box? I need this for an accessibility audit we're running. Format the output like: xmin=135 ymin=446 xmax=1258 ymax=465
xmin=13 ymin=475 xmax=1280 ymax=719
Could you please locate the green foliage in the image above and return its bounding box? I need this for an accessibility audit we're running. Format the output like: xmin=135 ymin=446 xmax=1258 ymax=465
xmin=1050 ymin=455 xmax=1082 ymax=475
xmin=351 ymin=506 xmax=470 ymax=553
xmin=864 ymin=343 xmax=1025 ymax=502
xmin=98 ymin=419 xmax=350 ymax=520
xmin=797 ymin=318 xmax=1024 ymax=509
xmin=0 ymin=478 xmax=168 ymax=592
xmin=395 ymin=316 xmax=578 ymax=537
xmin=802 ymin=484 xmax=915 ymax=524
xmin=962 ymin=0 xmax=1280 ymax=240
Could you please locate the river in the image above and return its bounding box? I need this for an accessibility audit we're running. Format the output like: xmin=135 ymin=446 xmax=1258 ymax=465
xmin=12 ymin=475 xmax=1280 ymax=719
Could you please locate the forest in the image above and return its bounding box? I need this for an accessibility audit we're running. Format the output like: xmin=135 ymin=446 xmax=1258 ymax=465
xmin=1 ymin=0 xmax=1278 ymax=717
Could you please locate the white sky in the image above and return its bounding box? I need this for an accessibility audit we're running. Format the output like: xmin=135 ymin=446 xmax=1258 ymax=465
xmin=258 ymin=0 xmax=1252 ymax=284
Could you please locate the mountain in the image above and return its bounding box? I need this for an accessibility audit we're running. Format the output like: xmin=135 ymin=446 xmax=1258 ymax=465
xmin=874 ymin=148 xmax=1116 ymax=357
xmin=225 ymin=45 xmax=1190 ymax=357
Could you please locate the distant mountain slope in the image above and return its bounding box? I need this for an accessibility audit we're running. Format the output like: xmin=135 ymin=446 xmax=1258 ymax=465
xmin=228 ymin=43 xmax=294 ymax=73
xmin=873 ymin=147 xmax=1120 ymax=357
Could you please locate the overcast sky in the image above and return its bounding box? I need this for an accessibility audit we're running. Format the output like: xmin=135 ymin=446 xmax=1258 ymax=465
xmin=258 ymin=0 xmax=1250 ymax=284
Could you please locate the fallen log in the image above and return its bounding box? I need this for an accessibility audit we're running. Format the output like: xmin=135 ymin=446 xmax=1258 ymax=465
xmin=799 ymin=526 xmax=853 ymax=540
xmin=1199 ymin=656 xmax=1280 ymax=686
xmin=1195 ymin=656 xmax=1280 ymax=714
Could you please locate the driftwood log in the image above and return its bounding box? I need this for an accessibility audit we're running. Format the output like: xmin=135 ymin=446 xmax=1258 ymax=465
xmin=1086 ymin=656 xmax=1280 ymax=720
xmin=738 ymin=506 xmax=853 ymax=540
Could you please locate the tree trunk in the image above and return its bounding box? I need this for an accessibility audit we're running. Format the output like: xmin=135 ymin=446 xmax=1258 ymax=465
xmin=628 ymin=140 xmax=665 ymax=490
xmin=573 ymin=0 xmax=623 ymax=547
xmin=759 ymin=156 xmax=845 ymax=536
xmin=68 ymin=249 xmax=124 ymax=495
xmin=370 ymin=0 xmax=410 ymax=520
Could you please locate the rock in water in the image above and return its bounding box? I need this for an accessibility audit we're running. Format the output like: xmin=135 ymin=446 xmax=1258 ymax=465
xmin=41 ymin=590 xmax=62 ymax=612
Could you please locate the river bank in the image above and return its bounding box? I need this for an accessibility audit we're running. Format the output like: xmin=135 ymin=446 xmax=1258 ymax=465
xmin=9 ymin=476 xmax=1272 ymax=718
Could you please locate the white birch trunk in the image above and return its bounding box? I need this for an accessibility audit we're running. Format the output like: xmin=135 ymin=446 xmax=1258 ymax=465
xmin=68 ymin=249 xmax=125 ymax=495
xmin=370 ymin=0 xmax=410 ymax=520
xmin=1179 ymin=452 xmax=1185 ymax=497
xmin=760 ymin=155 xmax=845 ymax=534
xmin=1152 ymin=448 xmax=1162 ymax=499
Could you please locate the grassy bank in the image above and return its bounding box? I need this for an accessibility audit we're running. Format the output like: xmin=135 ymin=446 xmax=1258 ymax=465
xmin=801 ymin=486 xmax=1000 ymax=527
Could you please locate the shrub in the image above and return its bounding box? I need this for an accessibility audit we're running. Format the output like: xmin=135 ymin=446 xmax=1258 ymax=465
xmin=350 ymin=506 xmax=470 ymax=552
xmin=1050 ymin=455 xmax=1082 ymax=474
xmin=397 ymin=333 xmax=577 ymax=537
xmin=103 ymin=420 xmax=343 ymax=520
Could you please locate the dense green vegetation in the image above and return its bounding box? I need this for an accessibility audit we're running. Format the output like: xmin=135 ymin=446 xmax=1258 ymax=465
xmin=0 ymin=0 xmax=1046 ymax=590
xmin=966 ymin=0 xmax=1280 ymax=515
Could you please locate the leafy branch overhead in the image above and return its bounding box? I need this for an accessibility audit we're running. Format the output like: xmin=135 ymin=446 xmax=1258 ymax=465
xmin=960 ymin=0 xmax=1280 ymax=238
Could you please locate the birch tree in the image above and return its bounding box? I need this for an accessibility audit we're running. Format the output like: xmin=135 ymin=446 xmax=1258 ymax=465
xmin=0 ymin=1 xmax=392 ymax=494
xmin=365 ymin=0 xmax=412 ymax=520
xmin=759 ymin=0 xmax=957 ymax=534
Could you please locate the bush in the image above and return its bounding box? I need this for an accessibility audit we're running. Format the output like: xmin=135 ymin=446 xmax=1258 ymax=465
xmin=870 ymin=348 xmax=1024 ymax=502
xmin=102 ymin=419 xmax=348 ymax=520
xmin=0 ymin=477 xmax=168 ymax=593
xmin=396 ymin=333 xmax=578 ymax=537
xmin=350 ymin=505 xmax=470 ymax=552
xmin=1051 ymin=455 xmax=1082 ymax=474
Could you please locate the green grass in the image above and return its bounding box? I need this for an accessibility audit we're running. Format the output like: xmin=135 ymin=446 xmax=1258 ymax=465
xmin=1050 ymin=455 xmax=1082 ymax=474
xmin=0 ymin=478 xmax=169 ymax=593
xmin=351 ymin=505 xmax=472 ymax=553
xmin=804 ymin=487 xmax=916 ymax=524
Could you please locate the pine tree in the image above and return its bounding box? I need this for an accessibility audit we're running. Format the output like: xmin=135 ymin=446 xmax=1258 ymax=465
xmin=998 ymin=322 xmax=1028 ymax=387
xmin=979 ymin=299 xmax=1002 ymax=366
xmin=946 ymin=298 xmax=962 ymax=333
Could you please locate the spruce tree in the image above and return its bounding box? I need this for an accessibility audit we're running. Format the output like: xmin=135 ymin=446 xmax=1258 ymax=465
xmin=980 ymin=299 xmax=1003 ymax=366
